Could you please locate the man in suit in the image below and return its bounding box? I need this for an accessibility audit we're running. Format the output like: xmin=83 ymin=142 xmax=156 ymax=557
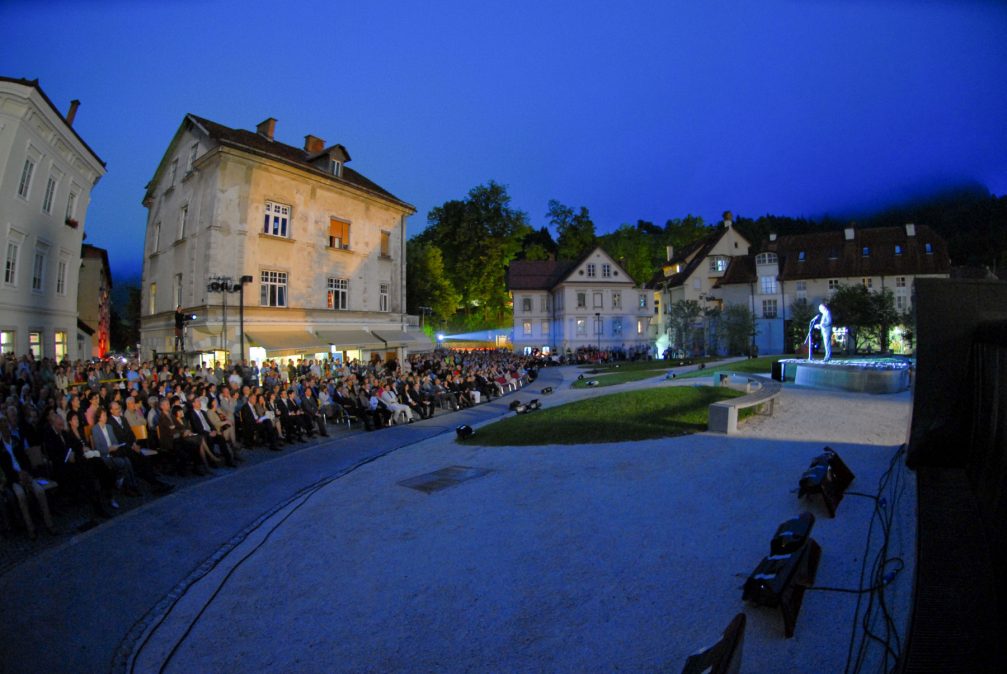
xmin=1 ymin=416 xmax=56 ymax=539
xmin=42 ymin=413 xmax=111 ymax=519
xmin=107 ymin=401 xmax=173 ymax=493
xmin=188 ymin=398 xmax=235 ymax=466
xmin=278 ymin=389 xmax=310 ymax=441
xmin=299 ymin=386 xmax=329 ymax=437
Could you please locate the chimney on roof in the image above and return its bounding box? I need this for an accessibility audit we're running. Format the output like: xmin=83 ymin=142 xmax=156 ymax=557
xmin=666 ymin=245 xmax=674 ymax=261
xmin=723 ymin=211 xmax=733 ymax=228
xmin=905 ymin=223 xmax=916 ymax=237
xmin=844 ymin=224 xmax=855 ymax=241
xmin=256 ymin=117 xmax=277 ymax=141
xmin=66 ymin=99 xmax=80 ymax=127
xmin=769 ymin=233 xmax=777 ymax=242
xmin=304 ymin=135 xmax=325 ymax=154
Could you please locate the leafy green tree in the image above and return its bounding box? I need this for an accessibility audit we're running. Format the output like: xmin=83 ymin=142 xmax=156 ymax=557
xmin=548 ymin=200 xmax=596 ymax=260
xmin=868 ymin=288 xmax=900 ymax=354
xmin=788 ymin=299 xmax=818 ymax=353
xmin=518 ymin=226 xmax=557 ymax=261
xmin=406 ymin=242 xmax=459 ymax=324
xmin=668 ymin=300 xmax=702 ymax=354
xmin=419 ymin=181 xmax=530 ymax=326
xmin=828 ymin=284 xmax=875 ymax=353
xmin=597 ymin=223 xmax=654 ymax=284
xmin=720 ymin=303 xmax=757 ymax=356
xmin=663 ymin=215 xmax=709 ymax=250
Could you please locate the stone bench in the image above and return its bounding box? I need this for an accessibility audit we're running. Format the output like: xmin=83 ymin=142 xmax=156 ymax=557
xmin=708 ymin=372 xmax=783 ymax=434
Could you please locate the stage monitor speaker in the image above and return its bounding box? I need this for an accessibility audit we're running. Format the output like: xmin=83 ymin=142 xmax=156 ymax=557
xmin=743 ymin=537 xmax=822 ymax=638
xmin=771 ymin=360 xmax=785 ymax=382
xmin=681 ymin=612 xmax=746 ymax=674
xmin=455 ymin=425 xmax=474 ymax=440
xmin=798 ymin=447 xmax=855 ymax=517
xmin=770 ymin=512 xmax=815 ymax=555
xmin=541 ymin=387 xmax=553 ymax=395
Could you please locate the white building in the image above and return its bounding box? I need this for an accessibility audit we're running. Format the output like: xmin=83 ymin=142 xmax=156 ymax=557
xmin=0 ymin=77 xmax=106 ymax=361
xmin=646 ymin=213 xmax=751 ymax=355
xmin=507 ymin=247 xmax=651 ymax=354
xmin=714 ymin=223 xmax=952 ymax=354
xmin=139 ymin=114 xmax=427 ymax=366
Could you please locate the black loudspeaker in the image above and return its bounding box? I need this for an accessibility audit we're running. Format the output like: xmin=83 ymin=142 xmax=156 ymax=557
xmin=772 ymin=360 xmax=785 ymax=382
xmin=527 ymin=399 xmax=541 ymax=411
xmin=770 ymin=512 xmax=815 ymax=555
xmin=743 ymin=516 xmax=822 ymax=638
xmin=798 ymin=447 xmax=855 ymax=518
xmin=577 ymin=374 xmax=585 ymax=380
xmin=541 ymin=387 xmax=553 ymax=395
xmin=586 ymin=380 xmax=599 ymax=387
xmin=455 ymin=425 xmax=473 ymax=440
xmin=681 ymin=612 xmax=746 ymax=674
xmin=509 ymin=400 xmax=523 ymax=411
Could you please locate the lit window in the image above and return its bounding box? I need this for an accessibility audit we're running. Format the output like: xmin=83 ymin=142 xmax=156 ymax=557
xmin=760 ymin=275 xmax=777 ymax=295
xmin=639 ymin=294 xmax=647 ymax=309
xmin=523 ymin=321 xmax=532 ymax=336
xmin=327 ymin=278 xmax=348 ymax=310
xmin=54 ymin=331 xmax=67 ymax=360
xmin=755 ymin=252 xmax=778 ymax=265
xmin=637 ymin=319 xmax=644 ymax=335
xmin=380 ymin=231 xmax=391 ymax=258
xmin=576 ymin=318 xmax=587 ymax=336
xmin=4 ymin=241 xmax=19 ymax=285
xmin=264 ymin=202 xmax=291 ymax=238
xmin=522 ymin=297 xmax=532 ymax=312
xmin=260 ymin=270 xmax=288 ymax=307
xmin=42 ymin=175 xmax=57 ymax=213
xmin=0 ymin=330 xmax=15 ymax=355
xmin=862 ymin=246 xmax=870 ymax=257
xmin=28 ymin=331 xmax=42 ymax=358
xmin=56 ymin=259 xmax=67 ymax=295
xmin=379 ymin=283 xmax=389 ymax=312
xmin=861 ymin=277 xmax=873 ymax=288
xmin=925 ymin=243 xmax=933 ymax=254
xmin=577 ymin=293 xmax=586 ymax=309
xmin=328 ymin=218 xmax=350 ymax=249
xmin=602 ymin=264 xmax=612 ymax=278
xmin=894 ymin=244 xmax=903 ymax=256
xmin=798 ymin=251 xmax=806 ymax=262
xmin=709 ymin=257 xmax=728 ymax=272
xmin=762 ymin=299 xmax=778 ymax=318
xmin=17 ymin=158 xmax=35 ymax=198
xmin=586 ymin=264 xmax=596 ymax=278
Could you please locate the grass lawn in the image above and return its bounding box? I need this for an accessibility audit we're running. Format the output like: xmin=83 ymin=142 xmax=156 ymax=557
xmin=675 ymin=355 xmax=781 ymax=379
xmin=571 ymin=356 xmax=722 ymax=388
xmin=460 ymin=385 xmax=748 ymax=445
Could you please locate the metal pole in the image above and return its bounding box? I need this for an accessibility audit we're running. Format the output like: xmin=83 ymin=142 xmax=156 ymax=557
xmin=222 ymin=281 xmax=228 ymax=359
xmin=239 ymin=283 xmax=245 ymax=363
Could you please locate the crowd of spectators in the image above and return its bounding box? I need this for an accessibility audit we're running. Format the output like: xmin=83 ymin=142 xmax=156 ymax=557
xmin=1 ymin=348 xmax=547 ymax=541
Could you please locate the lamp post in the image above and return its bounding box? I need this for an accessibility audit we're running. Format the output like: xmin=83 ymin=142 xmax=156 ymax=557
xmin=237 ymin=274 xmax=253 ymax=363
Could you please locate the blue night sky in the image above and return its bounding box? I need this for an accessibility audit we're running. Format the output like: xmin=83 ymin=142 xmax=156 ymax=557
xmin=3 ymin=0 xmax=1006 ymax=279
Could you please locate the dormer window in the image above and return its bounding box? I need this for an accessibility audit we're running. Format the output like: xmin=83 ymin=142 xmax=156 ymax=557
xmin=862 ymin=246 xmax=871 ymax=257
xmin=895 ymin=244 xmax=903 ymax=256
xmin=330 ymin=159 xmax=342 ymax=177
xmin=798 ymin=251 xmax=806 ymax=262
xmin=755 ymin=252 xmax=777 ymax=265
xmin=925 ymin=242 xmax=933 ymax=254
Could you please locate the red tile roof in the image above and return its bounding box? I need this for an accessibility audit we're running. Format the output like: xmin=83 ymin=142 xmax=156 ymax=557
xmin=186 ymin=114 xmax=414 ymax=212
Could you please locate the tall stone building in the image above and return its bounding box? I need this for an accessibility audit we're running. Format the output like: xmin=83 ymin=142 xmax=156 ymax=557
xmin=78 ymin=243 xmax=111 ymax=357
xmin=0 ymin=76 xmax=106 ymax=361
xmin=140 ymin=114 xmax=425 ymax=365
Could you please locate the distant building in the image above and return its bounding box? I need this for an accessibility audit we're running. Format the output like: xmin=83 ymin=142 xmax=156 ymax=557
xmin=0 ymin=77 xmax=106 ymax=360
xmin=507 ymin=247 xmax=652 ymax=354
xmin=646 ymin=212 xmax=752 ymax=355
xmin=78 ymin=243 xmax=111 ymax=357
xmin=139 ymin=114 xmax=427 ymax=365
xmin=714 ymin=223 xmax=952 ymax=354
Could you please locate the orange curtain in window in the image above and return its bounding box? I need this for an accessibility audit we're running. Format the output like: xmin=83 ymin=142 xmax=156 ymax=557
xmin=329 ymin=219 xmax=349 ymax=244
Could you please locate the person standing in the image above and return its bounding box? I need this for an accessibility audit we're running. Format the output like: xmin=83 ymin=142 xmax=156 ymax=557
xmin=816 ymin=303 xmax=833 ymax=361
xmin=174 ymin=306 xmax=186 ymax=352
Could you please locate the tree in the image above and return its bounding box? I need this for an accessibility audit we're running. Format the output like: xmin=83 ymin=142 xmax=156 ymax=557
xmin=828 ymin=284 xmax=873 ymax=353
xmin=548 ymin=200 xmax=596 ymax=260
xmin=868 ymin=288 xmax=900 ymax=354
xmin=419 ymin=181 xmax=530 ymax=326
xmin=518 ymin=226 xmax=557 ymax=261
xmin=406 ymin=242 xmax=459 ymax=324
xmin=668 ymin=300 xmax=702 ymax=355
xmin=788 ymin=299 xmax=818 ymax=354
xmin=721 ymin=303 xmax=757 ymax=356
xmin=597 ymin=223 xmax=654 ymax=285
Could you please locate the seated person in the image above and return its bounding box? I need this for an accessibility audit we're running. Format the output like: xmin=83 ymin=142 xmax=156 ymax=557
xmin=0 ymin=416 xmax=57 ymax=539
xmin=188 ymin=398 xmax=235 ymax=466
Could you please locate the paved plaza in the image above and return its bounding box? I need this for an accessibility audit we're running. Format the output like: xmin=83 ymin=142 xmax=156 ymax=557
xmin=0 ymin=363 xmax=915 ymax=673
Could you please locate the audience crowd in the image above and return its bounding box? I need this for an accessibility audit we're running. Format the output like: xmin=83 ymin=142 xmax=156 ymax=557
xmin=1 ymin=348 xmax=545 ymax=541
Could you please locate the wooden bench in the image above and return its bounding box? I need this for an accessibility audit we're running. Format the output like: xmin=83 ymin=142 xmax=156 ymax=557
xmin=707 ymin=372 xmax=783 ymax=434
